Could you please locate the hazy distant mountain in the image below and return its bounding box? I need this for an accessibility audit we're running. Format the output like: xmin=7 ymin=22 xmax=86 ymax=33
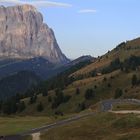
xmin=0 ymin=71 xmax=41 ymax=99
xmin=67 ymin=55 xmax=94 ymax=66
xmin=0 ymin=4 xmax=69 ymax=64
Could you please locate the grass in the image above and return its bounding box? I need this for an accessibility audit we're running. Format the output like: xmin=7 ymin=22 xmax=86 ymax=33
xmin=0 ymin=110 xmax=93 ymax=136
xmin=113 ymin=103 xmax=140 ymax=111
xmin=0 ymin=116 xmax=53 ymax=135
xmin=40 ymin=113 xmax=140 ymax=140
xmin=18 ymin=69 xmax=140 ymax=117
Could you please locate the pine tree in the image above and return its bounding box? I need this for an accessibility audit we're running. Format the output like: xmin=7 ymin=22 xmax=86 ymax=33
xmin=18 ymin=101 xmax=26 ymax=112
xmin=37 ymin=102 xmax=44 ymax=112
xmin=132 ymin=74 xmax=138 ymax=86
xmin=42 ymin=91 xmax=48 ymax=96
xmin=76 ymin=88 xmax=80 ymax=95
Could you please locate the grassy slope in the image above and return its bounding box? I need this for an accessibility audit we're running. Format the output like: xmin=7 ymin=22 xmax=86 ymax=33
xmin=14 ymin=38 xmax=140 ymax=116
xmin=72 ymin=37 xmax=140 ymax=77
xmin=40 ymin=113 xmax=140 ymax=140
xmin=18 ymin=69 xmax=140 ymax=117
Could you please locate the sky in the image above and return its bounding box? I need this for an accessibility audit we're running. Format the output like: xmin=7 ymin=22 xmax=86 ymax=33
xmin=0 ymin=0 xmax=140 ymax=59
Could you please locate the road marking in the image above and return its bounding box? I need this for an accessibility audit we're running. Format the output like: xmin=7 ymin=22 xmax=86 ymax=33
xmin=109 ymin=110 xmax=140 ymax=114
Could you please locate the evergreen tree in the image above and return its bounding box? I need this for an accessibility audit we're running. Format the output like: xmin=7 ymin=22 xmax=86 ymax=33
xmin=76 ymin=88 xmax=80 ymax=95
xmin=29 ymin=95 xmax=37 ymax=104
xmin=85 ymin=89 xmax=95 ymax=100
xmin=48 ymin=96 xmax=52 ymax=102
xmin=42 ymin=91 xmax=48 ymax=96
xmin=18 ymin=101 xmax=26 ymax=112
xmin=114 ymin=88 xmax=123 ymax=99
xmin=37 ymin=102 xmax=44 ymax=112
xmin=132 ymin=74 xmax=138 ymax=86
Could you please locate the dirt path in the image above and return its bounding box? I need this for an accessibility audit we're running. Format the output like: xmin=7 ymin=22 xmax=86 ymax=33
xmin=109 ymin=110 xmax=140 ymax=114
xmin=31 ymin=133 xmax=40 ymax=140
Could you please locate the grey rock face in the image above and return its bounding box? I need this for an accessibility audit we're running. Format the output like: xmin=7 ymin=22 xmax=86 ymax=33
xmin=0 ymin=4 xmax=68 ymax=63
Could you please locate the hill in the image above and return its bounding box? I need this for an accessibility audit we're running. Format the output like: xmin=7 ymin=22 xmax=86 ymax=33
xmin=15 ymin=37 xmax=140 ymax=116
xmin=71 ymin=37 xmax=140 ymax=78
xmin=40 ymin=113 xmax=140 ymax=140
xmin=0 ymin=71 xmax=41 ymax=99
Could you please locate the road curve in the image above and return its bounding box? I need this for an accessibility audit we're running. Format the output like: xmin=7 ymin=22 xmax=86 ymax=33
xmin=101 ymin=99 xmax=140 ymax=112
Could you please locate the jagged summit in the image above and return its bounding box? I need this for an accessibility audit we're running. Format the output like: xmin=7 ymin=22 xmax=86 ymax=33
xmin=0 ymin=4 xmax=37 ymax=12
xmin=0 ymin=4 xmax=69 ymax=63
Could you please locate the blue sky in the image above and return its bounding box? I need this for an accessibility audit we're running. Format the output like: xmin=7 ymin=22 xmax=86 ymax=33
xmin=1 ymin=0 xmax=140 ymax=59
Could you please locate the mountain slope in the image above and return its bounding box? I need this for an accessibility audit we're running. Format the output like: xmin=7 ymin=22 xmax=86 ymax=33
xmin=0 ymin=57 xmax=55 ymax=79
xmin=71 ymin=37 xmax=140 ymax=78
xmin=0 ymin=71 xmax=41 ymax=99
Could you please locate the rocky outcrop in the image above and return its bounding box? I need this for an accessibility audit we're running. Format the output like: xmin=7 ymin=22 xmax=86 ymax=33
xmin=0 ymin=4 xmax=68 ymax=63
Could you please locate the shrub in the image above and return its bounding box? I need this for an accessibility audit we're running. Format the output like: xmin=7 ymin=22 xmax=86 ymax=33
xmin=85 ymin=89 xmax=95 ymax=100
xmin=78 ymin=102 xmax=86 ymax=111
xmin=37 ymin=102 xmax=44 ymax=112
xmin=29 ymin=95 xmax=37 ymax=104
xmin=114 ymin=88 xmax=123 ymax=99
xmin=55 ymin=111 xmax=63 ymax=116
xmin=75 ymin=88 xmax=80 ymax=95
xmin=18 ymin=101 xmax=26 ymax=112
xmin=94 ymin=85 xmax=97 ymax=89
xmin=131 ymin=74 xmax=138 ymax=86
xmin=48 ymin=96 xmax=52 ymax=102
xmin=42 ymin=91 xmax=48 ymax=96
xmin=107 ymin=83 xmax=111 ymax=87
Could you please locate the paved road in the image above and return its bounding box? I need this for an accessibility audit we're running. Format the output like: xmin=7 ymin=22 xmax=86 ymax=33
xmin=101 ymin=99 xmax=140 ymax=112
xmin=21 ymin=112 xmax=95 ymax=136
xmin=3 ymin=99 xmax=140 ymax=140
xmin=2 ymin=135 xmax=22 ymax=140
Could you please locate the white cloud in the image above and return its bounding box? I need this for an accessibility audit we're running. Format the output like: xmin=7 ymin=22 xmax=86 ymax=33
xmin=78 ymin=9 xmax=97 ymax=14
xmin=0 ymin=0 xmax=72 ymax=8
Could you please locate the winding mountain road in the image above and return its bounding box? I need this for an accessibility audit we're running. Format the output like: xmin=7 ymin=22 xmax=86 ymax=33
xmin=3 ymin=98 xmax=140 ymax=140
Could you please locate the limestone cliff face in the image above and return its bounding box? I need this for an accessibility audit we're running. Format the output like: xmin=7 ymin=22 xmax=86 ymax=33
xmin=0 ymin=4 xmax=68 ymax=63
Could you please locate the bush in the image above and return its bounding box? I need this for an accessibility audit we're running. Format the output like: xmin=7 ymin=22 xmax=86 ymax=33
xmin=37 ymin=102 xmax=44 ymax=112
xmin=114 ymin=88 xmax=123 ymax=99
xmin=55 ymin=111 xmax=63 ymax=116
xmin=29 ymin=95 xmax=37 ymax=104
xmin=18 ymin=101 xmax=26 ymax=112
xmin=107 ymin=83 xmax=111 ymax=87
xmin=63 ymin=95 xmax=71 ymax=103
xmin=48 ymin=96 xmax=52 ymax=102
xmin=42 ymin=91 xmax=48 ymax=96
xmin=78 ymin=102 xmax=86 ymax=111
xmin=85 ymin=89 xmax=95 ymax=100
xmin=75 ymin=88 xmax=80 ymax=95
xmin=94 ymin=85 xmax=97 ymax=89
xmin=103 ymin=77 xmax=107 ymax=82
xmin=131 ymin=74 xmax=138 ymax=86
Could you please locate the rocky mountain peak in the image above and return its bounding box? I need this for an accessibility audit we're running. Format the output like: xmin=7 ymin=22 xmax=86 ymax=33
xmin=0 ymin=4 xmax=69 ymax=64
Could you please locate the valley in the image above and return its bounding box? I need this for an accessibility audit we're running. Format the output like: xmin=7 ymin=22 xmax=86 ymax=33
xmin=0 ymin=2 xmax=140 ymax=140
